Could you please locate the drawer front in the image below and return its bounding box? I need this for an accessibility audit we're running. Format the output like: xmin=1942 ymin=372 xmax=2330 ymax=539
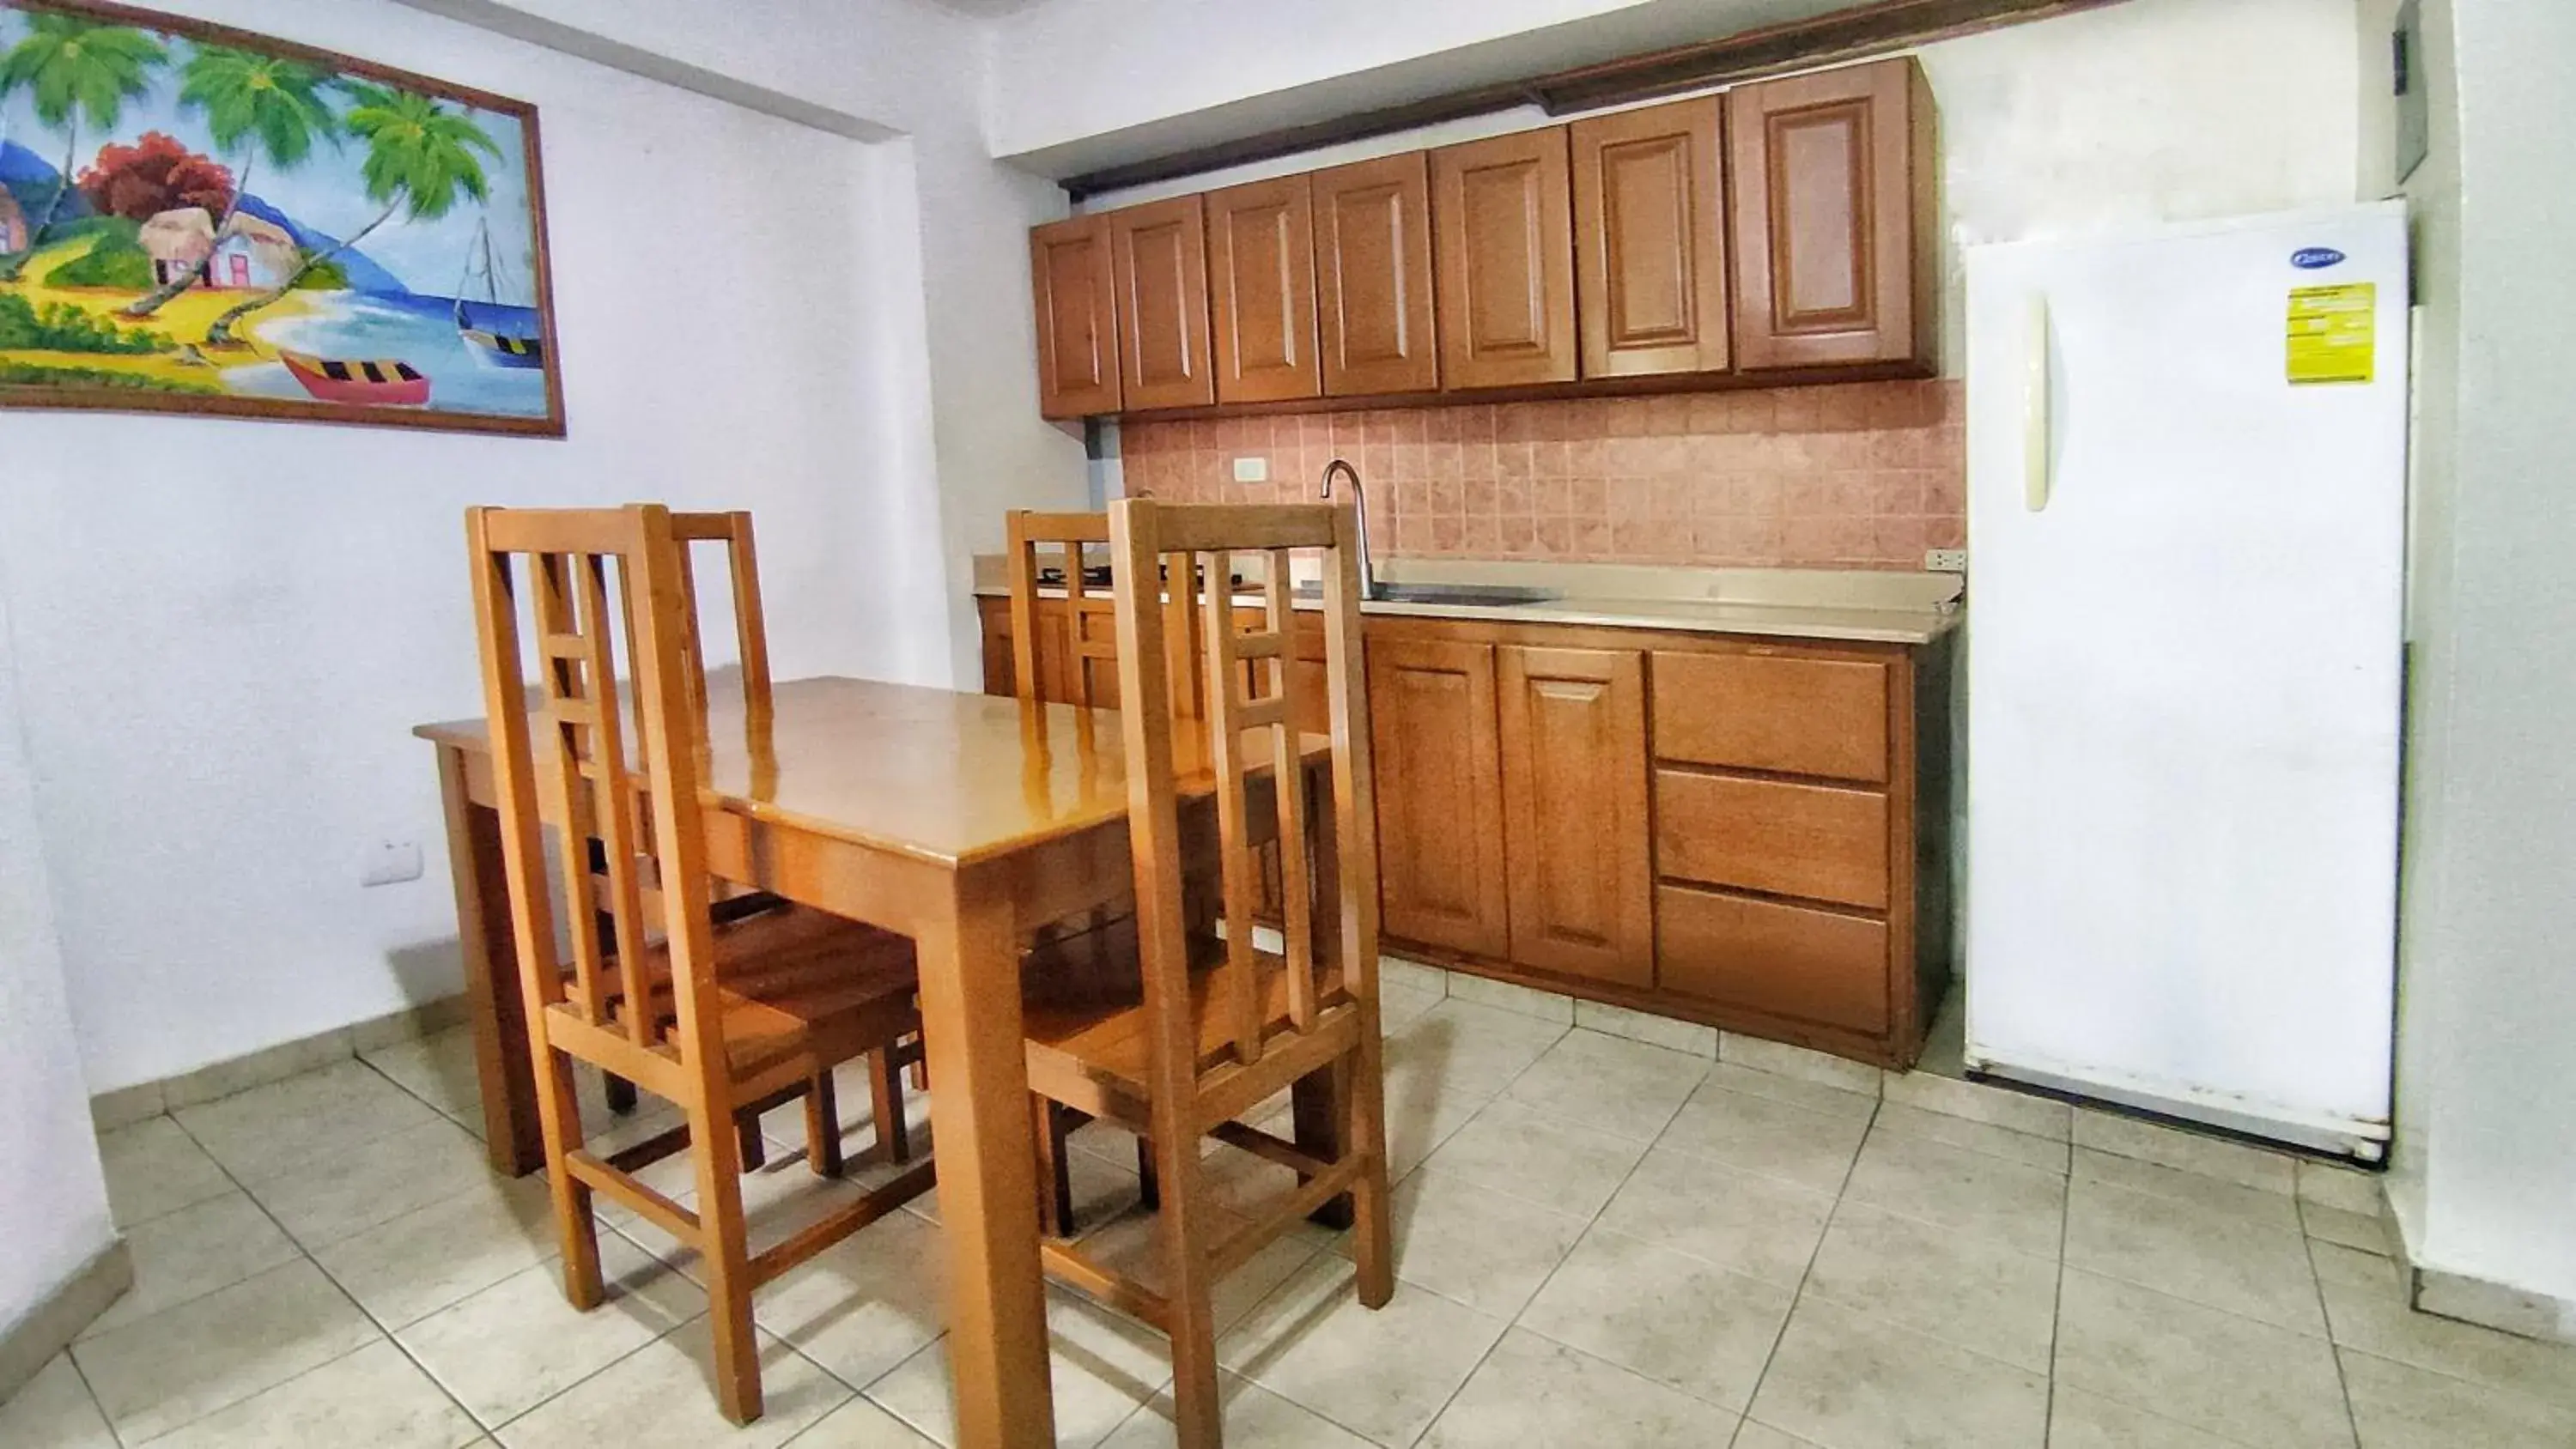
xmin=1652 ymin=650 xmax=1888 ymax=783
xmin=1657 ymin=883 xmax=1890 ymax=1034
xmin=1655 ymin=768 xmax=1887 ymax=908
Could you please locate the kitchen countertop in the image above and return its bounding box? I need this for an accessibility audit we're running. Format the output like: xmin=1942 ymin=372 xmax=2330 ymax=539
xmin=970 ymin=556 xmax=1964 ymax=646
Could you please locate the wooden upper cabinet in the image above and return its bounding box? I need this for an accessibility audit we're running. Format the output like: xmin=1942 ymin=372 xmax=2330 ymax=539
xmin=1498 ymin=646 xmax=1653 ymax=988
xmin=1029 ymin=214 xmax=1121 ymax=418
xmin=1369 ymin=635 xmax=1509 ymax=958
xmin=1431 ymin=128 xmax=1578 ymax=390
xmin=1206 ymin=175 xmax=1322 ymax=404
xmin=1571 ymin=97 xmax=1729 ymax=379
xmin=1313 ymin=153 xmax=1439 ymax=397
xmin=1728 ymin=56 xmax=1935 ymax=371
xmin=1107 ymin=196 xmax=1217 ymax=410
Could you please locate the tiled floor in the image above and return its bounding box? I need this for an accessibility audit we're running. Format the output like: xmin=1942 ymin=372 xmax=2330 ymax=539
xmin=9 ymin=964 xmax=2575 ymax=1448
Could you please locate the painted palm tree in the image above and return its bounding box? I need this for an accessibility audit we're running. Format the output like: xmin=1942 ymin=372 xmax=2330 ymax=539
xmin=0 ymin=15 xmax=168 ymax=281
xmin=122 ymin=43 xmax=339 ymax=317
xmin=208 ymin=87 xmax=499 ymax=346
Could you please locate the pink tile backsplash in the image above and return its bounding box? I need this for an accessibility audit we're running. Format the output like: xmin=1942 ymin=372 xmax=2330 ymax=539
xmin=1119 ymin=379 xmax=1965 ymax=570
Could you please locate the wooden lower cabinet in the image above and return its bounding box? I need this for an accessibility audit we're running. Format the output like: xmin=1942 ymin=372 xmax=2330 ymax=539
xmin=1498 ymin=646 xmax=1652 ymax=988
xmin=1366 ymin=635 xmax=1510 ymax=958
xmin=976 ymin=596 xmax=1952 ymax=1068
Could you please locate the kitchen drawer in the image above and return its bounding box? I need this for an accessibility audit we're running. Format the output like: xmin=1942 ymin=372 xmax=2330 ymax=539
xmin=1655 ymin=768 xmax=1887 ymax=908
xmin=1658 ymin=883 xmax=1890 ymax=1034
xmin=1652 ymin=650 xmax=1888 ymax=783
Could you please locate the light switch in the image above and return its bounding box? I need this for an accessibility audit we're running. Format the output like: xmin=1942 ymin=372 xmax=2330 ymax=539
xmin=1232 ymin=456 xmax=1267 ymax=483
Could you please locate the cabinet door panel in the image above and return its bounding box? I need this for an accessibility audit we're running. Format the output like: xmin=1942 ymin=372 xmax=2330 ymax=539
xmin=1659 ymin=883 xmax=1889 ymax=1034
xmin=1499 ymin=646 xmax=1652 ymax=987
xmin=1208 ymin=175 xmax=1321 ymax=404
xmin=1109 ymin=196 xmax=1217 ymax=410
xmin=1728 ymin=57 xmax=1928 ymax=370
xmin=1029 ymin=214 xmax=1121 ymax=417
xmin=1572 ymin=97 xmax=1728 ymax=379
xmin=1432 ymin=129 xmax=1577 ymax=390
xmin=1314 ymin=153 xmax=1439 ymax=397
xmin=1370 ymin=637 xmax=1509 ymax=956
xmin=1656 ymin=768 xmax=1887 ymax=910
xmin=1652 ymin=649 xmax=1888 ymax=783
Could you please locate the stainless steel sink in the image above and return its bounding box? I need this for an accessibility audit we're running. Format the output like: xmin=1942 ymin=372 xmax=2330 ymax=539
xmin=1297 ymin=580 xmax=1559 ymax=609
xmin=1370 ymin=582 xmax=1558 ymax=608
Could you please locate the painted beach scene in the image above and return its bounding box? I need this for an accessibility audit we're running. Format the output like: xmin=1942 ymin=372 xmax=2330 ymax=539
xmin=0 ymin=0 xmax=562 ymax=434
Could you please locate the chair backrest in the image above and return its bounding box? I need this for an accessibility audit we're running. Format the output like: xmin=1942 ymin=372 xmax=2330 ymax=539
xmin=669 ymin=511 xmax=772 ymax=735
xmin=1008 ymin=508 xmax=1206 ymax=717
xmin=1104 ymin=499 xmax=1382 ymax=1088
xmin=465 ymin=504 xmax=731 ymax=1070
xmin=1007 ymin=511 xmax=1115 ymax=706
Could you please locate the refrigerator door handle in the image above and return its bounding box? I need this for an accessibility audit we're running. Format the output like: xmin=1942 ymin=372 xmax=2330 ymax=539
xmin=2025 ymin=294 xmax=2052 ymax=512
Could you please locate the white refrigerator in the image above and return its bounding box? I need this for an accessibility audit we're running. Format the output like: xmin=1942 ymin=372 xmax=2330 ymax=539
xmin=1962 ymin=203 xmax=2409 ymax=1161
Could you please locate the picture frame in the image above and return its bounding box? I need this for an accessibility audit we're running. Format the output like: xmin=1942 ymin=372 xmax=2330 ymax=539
xmin=0 ymin=0 xmax=564 ymax=437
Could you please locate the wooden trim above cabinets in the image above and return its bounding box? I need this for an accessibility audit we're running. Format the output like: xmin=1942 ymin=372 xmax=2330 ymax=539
xmin=1728 ymin=56 xmax=1931 ymax=370
xmin=1206 ymin=175 xmax=1323 ymax=405
xmin=1431 ymin=128 xmax=1579 ymax=391
xmin=1571 ymin=96 xmax=1730 ymax=379
xmin=1029 ymin=213 xmax=1121 ymax=419
xmin=1313 ymin=153 xmax=1441 ymax=397
xmin=1108 ymin=196 xmax=1217 ymax=410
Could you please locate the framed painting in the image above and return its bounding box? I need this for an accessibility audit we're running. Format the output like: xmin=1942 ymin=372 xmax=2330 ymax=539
xmin=0 ymin=0 xmax=563 ymax=436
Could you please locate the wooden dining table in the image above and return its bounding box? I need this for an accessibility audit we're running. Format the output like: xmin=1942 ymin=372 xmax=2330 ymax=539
xmin=416 ymin=674 xmax=1346 ymax=1449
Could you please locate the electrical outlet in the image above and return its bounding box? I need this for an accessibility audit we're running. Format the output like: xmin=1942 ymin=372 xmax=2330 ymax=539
xmin=361 ymin=839 xmax=424 ymax=888
xmin=1231 ymin=456 xmax=1267 ymax=483
xmin=1924 ymin=549 xmax=1968 ymax=573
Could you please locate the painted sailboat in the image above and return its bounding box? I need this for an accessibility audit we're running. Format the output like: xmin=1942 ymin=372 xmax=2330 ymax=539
xmin=453 ymin=215 xmax=545 ymax=369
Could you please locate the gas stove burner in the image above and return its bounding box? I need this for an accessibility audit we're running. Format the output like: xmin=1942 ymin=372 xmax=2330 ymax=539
xmin=1036 ymin=565 xmax=1115 ymax=588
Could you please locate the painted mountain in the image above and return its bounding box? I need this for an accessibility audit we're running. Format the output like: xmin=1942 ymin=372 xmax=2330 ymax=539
xmin=0 ymin=138 xmax=91 ymax=221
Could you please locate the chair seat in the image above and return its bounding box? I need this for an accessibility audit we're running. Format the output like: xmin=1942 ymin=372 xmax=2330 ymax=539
xmin=1022 ymin=915 xmax=1349 ymax=1112
xmin=575 ymin=905 xmax=920 ymax=1094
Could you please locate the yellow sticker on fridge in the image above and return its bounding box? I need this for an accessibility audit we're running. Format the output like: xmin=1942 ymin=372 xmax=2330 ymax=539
xmin=2287 ymin=283 xmax=2377 ymax=385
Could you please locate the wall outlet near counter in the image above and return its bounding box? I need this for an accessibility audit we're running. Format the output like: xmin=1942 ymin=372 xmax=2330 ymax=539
xmin=1232 ymin=456 xmax=1267 ymax=483
xmin=361 ymin=839 xmax=424 ymax=888
xmin=1925 ymin=549 xmax=1968 ymax=573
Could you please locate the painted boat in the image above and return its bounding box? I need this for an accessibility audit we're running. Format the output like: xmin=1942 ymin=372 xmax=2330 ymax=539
xmin=453 ymin=218 xmax=545 ymax=369
xmin=455 ymin=299 xmax=545 ymax=369
xmin=278 ymin=349 xmax=432 ymax=406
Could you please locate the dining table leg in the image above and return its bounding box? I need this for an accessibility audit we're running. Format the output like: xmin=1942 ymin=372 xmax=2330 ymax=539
xmin=915 ymin=865 xmax=1056 ymax=1449
xmin=437 ymin=745 xmax=545 ymax=1177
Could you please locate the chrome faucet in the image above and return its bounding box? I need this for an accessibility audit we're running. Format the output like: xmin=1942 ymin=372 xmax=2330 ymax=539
xmin=1321 ymin=458 xmax=1376 ymax=600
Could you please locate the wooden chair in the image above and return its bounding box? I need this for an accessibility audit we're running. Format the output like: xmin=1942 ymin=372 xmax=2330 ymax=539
xmin=1007 ymin=509 xmax=1218 ymax=1233
xmin=465 ymin=504 xmax=933 ymax=1424
xmin=1023 ymin=499 xmax=1394 ymax=1449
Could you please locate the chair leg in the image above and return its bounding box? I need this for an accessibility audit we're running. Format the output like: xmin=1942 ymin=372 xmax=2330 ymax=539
xmin=1152 ymin=1120 xmax=1223 ymax=1449
xmin=904 ymin=1032 xmax=928 ymax=1091
xmin=1033 ymin=1098 xmax=1075 ymax=1239
xmin=867 ymin=1048 xmax=910 ymax=1165
xmin=687 ymin=1095 xmax=764 ymax=1424
xmin=736 ymin=1110 xmax=768 ymax=1172
xmin=1135 ymin=1134 xmax=1160 ymax=1210
xmin=533 ymin=1046 xmax=604 ymax=1311
xmin=1346 ymin=1050 xmax=1394 ymax=1310
xmin=603 ymin=1073 xmax=639 ymax=1115
xmin=804 ymin=1070 xmax=844 ymax=1179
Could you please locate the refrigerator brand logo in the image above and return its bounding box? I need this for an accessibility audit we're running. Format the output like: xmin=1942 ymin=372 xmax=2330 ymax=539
xmin=2291 ymin=247 xmax=2348 ymax=270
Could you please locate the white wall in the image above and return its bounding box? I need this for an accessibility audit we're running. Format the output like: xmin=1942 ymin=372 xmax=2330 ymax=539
xmin=2374 ymin=0 xmax=2576 ymax=1314
xmin=986 ymin=0 xmax=1860 ymax=173
xmin=1 ymin=0 xmax=1075 ymax=1092
xmin=0 ymin=587 xmax=116 ymax=1338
